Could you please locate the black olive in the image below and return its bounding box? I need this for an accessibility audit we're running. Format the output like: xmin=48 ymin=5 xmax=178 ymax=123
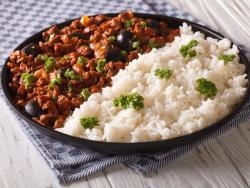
xmin=106 ymin=48 xmax=126 ymax=62
xmin=22 ymin=43 xmax=41 ymax=57
xmin=147 ymin=20 xmax=161 ymax=35
xmin=24 ymin=101 xmax=43 ymax=117
xmin=147 ymin=20 xmax=160 ymax=29
xmin=116 ymin=30 xmax=134 ymax=51
xmin=70 ymin=32 xmax=88 ymax=40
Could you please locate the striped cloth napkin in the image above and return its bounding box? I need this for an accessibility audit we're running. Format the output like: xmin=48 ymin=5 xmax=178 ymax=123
xmin=0 ymin=0 xmax=250 ymax=184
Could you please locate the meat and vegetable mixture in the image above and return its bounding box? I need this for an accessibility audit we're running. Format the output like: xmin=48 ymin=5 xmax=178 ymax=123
xmin=7 ymin=11 xmax=180 ymax=128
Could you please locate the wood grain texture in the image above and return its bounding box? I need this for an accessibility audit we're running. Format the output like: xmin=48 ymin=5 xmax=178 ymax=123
xmin=1 ymin=0 xmax=250 ymax=187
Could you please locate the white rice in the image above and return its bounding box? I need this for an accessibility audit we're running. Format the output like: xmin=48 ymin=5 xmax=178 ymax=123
xmin=57 ymin=23 xmax=248 ymax=142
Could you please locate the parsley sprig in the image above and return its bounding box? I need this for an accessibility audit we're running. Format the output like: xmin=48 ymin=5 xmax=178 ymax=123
xmin=50 ymin=75 xmax=62 ymax=88
xmin=124 ymin=20 xmax=133 ymax=28
xmin=44 ymin=57 xmax=56 ymax=72
xmin=36 ymin=54 xmax=49 ymax=62
xmin=218 ymin=54 xmax=236 ymax=64
xmin=80 ymin=116 xmax=99 ymax=129
xmin=155 ymin=68 xmax=173 ymax=80
xmin=96 ymin=59 xmax=107 ymax=72
xmin=77 ymin=56 xmax=87 ymax=65
xmin=196 ymin=78 xmax=217 ymax=98
xmin=80 ymin=88 xmax=91 ymax=100
xmin=113 ymin=92 xmax=144 ymax=111
xmin=179 ymin=40 xmax=198 ymax=58
xmin=64 ymin=69 xmax=81 ymax=80
xmin=21 ymin=72 xmax=35 ymax=89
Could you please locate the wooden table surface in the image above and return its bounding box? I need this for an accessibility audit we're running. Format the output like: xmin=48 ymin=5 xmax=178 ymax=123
xmin=1 ymin=0 xmax=250 ymax=187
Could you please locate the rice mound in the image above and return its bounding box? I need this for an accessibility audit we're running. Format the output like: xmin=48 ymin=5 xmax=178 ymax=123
xmin=57 ymin=23 xmax=248 ymax=142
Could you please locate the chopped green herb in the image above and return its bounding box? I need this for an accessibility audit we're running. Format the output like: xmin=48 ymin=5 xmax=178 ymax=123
xmin=64 ymin=69 xmax=81 ymax=80
xmin=120 ymin=50 xmax=127 ymax=56
xmin=187 ymin=50 xmax=196 ymax=58
xmin=36 ymin=54 xmax=49 ymax=62
xmin=37 ymin=54 xmax=56 ymax=72
xmin=61 ymin=55 xmax=71 ymax=61
xmin=77 ymin=56 xmax=87 ymax=65
xmin=113 ymin=95 xmax=127 ymax=108
xmin=96 ymin=59 xmax=107 ymax=72
xmin=179 ymin=40 xmax=198 ymax=58
xmin=21 ymin=72 xmax=35 ymax=89
xmin=108 ymin=35 xmax=116 ymax=42
xmin=80 ymin=88 xmax=91 ymax=100
xmin=80 ymin=116 xmax=99 ymax=129
xmin=68 ymin=85 xmax=73 ymax=92
xmin=218 ymin=54 xmax=236 ymax=64
xmin=196 ymin=78 xmax=217 ymax=98
xmin=49 ymin=75 xmax=62 ymax=88
xmin=49 ymin=33 xmax=55 ymax=41
xmin=44 ymin=57 xmax=55 ymax=72
xmin=132 ymin=41 xmax=141 ymax=49
xmin=113 ymin=92 xmax=144 ymax=111
xmin=124 ymin=20 xmax=133 ymax=28
xmin=148 ymin=40 xmax=159 ymax=49
xmin=155 ymin=68 xmax=173 ymax=80
xmin=140 ymin=21 xmax=147 ymax=29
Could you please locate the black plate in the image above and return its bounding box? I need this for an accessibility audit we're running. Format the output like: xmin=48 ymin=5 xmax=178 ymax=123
xmin=1 ymin=13 xmax=250 ymax=154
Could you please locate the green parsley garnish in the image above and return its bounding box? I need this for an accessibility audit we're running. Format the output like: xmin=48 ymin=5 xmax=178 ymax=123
xmin=140 ymin=21 xmax=147 ymax=29
xmin=49 ymin=75 xmax=62 ymax=88
xmin=61 ymin=55 xmax=71 ymax=61
xmin=187 ymin=49 xmax=196 ymax=58
xmin=36 ymin=54 xmax=49 ymax=62
xmin=38 ymin=54 xmax=56 ymax=73
xmin=49 ymin=33 xmax=55 ymax=41
xmin=120 ymin=50 xmax=127 ymax=56
xmin=113 ymin=92 xmax=144 ymax=111
xmin=132 ymin=41 xmax=141 ymax=49
xmin=44 ymin=57 xmax=55 ymax=72
xmin=148 ymin=40 xmax=159 ymax=49
xmin=108 ymin=35 xmax=116 ymax=42
xmin=68 ymin=85 xmax=73 ymax=92
xmin=96 ymin=59 xmax=107 ymax=72
xmin=80 ymin=116 xmax=99 ymax=129
xmin=21 ymin=72 xmax=35 ymax=89
xmin=218 ymin=54 xmax=236 ymax=64
xmin=196 ymin=78 xmax=217 ymax=98
xmin=124 ymin=20 xmax=133 ymax=28
xmin=179 ymin=40 xmax=198 ymax=58
xmin=64 ymin=69 xmax=81 ymax=80
xmin=155 ymin=68 xmax=173 ymax=80
xmin=77 ymin=56 xmax=87 ymax=65
xmin=80 ymin=88 xmax=91 ymax=100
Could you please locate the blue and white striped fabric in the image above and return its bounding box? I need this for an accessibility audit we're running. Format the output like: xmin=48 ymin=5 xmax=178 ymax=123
xmin=1 ymin=0 xmax=250 ymax=184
